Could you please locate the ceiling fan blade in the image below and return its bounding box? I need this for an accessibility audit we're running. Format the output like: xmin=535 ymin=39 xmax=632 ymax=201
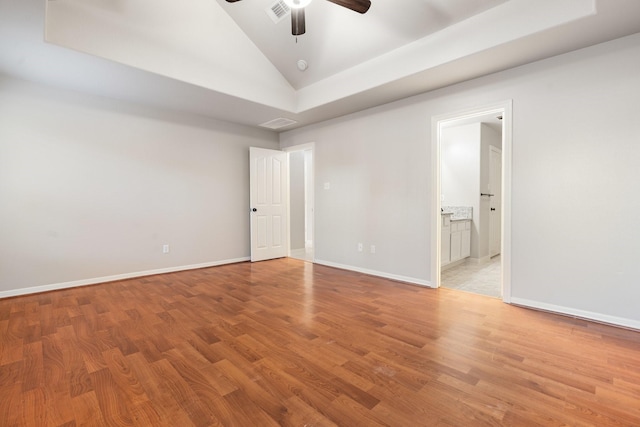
xmin=325 ymin=0 xmax=371 ymax=14
xmin=291 ymin=8 xmax=306 ymax=36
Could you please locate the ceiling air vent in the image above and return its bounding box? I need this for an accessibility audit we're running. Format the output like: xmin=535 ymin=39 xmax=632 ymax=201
xmin=259 ymin=117 xmax=297 ymax=130
xmin=266 ymin=0 xmax=290 ymax=24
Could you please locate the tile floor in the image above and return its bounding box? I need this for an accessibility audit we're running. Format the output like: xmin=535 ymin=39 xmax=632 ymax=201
xmin=441 ymin=255 xmax=501 ymax=298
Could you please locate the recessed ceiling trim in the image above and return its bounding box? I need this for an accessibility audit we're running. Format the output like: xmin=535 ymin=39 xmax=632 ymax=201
xmin=295 ymin=0 xmax=598 ymax=112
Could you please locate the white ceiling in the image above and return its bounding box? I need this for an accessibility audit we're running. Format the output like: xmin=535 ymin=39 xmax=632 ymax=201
xmin=217 ymin=0 xmax=508 ymax=89
xmin=1 ymin=0 xmax=640 ymax=132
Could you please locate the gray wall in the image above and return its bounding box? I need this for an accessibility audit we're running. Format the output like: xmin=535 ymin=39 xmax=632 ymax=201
xmin=281 ymin=33 xmax=640 ymax=328
xmin=0 ymin=76 xmax=279 ymax=294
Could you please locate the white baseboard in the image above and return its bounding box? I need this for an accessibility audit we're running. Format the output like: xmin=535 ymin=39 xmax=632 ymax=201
xmin=469 ymin=255 xmax=491 ymax=265
xmin=314 ymin=259 xmax=433 ymax=288
xmin=441 ymin=258 xmax=466 ymax=270
xmin=510 ymin=297 xmax=640 ymax=331
xmin=0 ymin=257 xmax=250 ymax=299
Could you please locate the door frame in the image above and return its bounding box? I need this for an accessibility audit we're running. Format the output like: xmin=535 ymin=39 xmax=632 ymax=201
xmin=430 ymin=100 xmax=512 ymax=302
xmin=283 ymin=142 xmax=315 ymax=261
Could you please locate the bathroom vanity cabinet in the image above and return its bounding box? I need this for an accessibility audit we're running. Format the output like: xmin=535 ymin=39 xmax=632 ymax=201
xmin=441 ymin=214 xmax=451 ymax=265
xmin=442 ymin=217 xmax=471 ymax=267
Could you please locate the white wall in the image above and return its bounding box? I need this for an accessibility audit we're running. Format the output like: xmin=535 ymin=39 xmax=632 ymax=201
xmin=0 ymin=76 xmax=279 ymax=295
xmin=282 ymin=107 xmax=432 ymax=284
xmin=281 ymin=32 xmax=640 ymax=328
xmin=442 ymin=123 xmax=480 ymax=208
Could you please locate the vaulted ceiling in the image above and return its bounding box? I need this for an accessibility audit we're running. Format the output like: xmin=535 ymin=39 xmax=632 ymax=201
xmin=1 ymin=0 xmax=640 ymax=131
xmin=217 ymin=0 xmax=508 ymax=90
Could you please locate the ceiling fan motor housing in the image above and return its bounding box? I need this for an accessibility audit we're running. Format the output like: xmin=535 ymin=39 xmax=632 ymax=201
xmin=226 ymin=0 xmax=371 ymax=36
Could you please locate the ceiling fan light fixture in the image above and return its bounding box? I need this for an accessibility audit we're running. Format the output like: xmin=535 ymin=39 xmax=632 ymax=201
xmin=283 ymin=0 xmax=312 ymax=9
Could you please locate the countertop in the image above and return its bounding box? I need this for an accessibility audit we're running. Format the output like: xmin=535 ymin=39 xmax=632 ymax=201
xmin=441 ymin=206 xmax=473 ymax=221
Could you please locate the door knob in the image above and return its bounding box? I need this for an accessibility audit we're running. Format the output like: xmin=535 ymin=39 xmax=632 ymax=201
xmin=252 ymin=208 xmax=257 ymax=212
xmin=491 ymin=208 xmax=496 ymax=211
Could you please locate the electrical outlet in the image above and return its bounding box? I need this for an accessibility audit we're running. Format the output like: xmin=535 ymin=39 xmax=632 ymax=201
xmin=162 ymin=244 xmax=170 ymax=254
xmin=357 ymin=243 xmax=363 ymax=252
xmin=370 ymin=245 xmax=376 ymax=254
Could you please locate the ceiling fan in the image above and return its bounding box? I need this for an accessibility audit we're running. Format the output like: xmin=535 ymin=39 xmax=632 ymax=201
xmin=225 ymin=0 xmax=371 ymax=36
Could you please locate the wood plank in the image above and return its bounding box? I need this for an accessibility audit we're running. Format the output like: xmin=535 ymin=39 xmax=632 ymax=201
xmin=42 ymin=335 xmax=76 ymax=426
xmin=0 ymin=381 xmax=22 ymax=426
xmin=90 ymin=367 xmax=134 ymax=426
xmin=150 ymin=358 xmax=219 ymax=427
xmin=102 ymin=347 xmax=149 ymax=407
xmin=21 ymin=340 xmax=44 ymax=392
xmin=20 ymin=388 xmax=47 ymax=426
xmin=71 ymin=390 xmax=107 ymax=426
xmin=125 ymin=352 xmax=196 ymax=427
xmin=281 ymin=394 xmax=338 ymax=427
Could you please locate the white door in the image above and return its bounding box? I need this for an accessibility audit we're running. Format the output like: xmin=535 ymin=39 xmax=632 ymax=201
xmin=250 ymin=147 xmax=288 ymax=262
xmin=489 ymin=146 xmax=502 ymax=257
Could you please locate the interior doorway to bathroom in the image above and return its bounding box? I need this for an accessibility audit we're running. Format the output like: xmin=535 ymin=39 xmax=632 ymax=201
xmin=286 ymin=143 xmax=314 ymax=262
xmin=431 ymin=101 xmax=512 ymax=301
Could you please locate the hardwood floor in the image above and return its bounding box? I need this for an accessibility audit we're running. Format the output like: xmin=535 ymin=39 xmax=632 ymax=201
xmin=1 ymin=258 xmax=639 ymax=426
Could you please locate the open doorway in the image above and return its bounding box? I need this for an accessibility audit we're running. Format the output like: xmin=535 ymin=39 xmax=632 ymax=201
xmin=431 ymin=101 xmax=512 ymax=302
xmin=440 ymin=118 xmax=502 ymax=297
xmin=286 ymin=143 xmax=314 ymax=262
